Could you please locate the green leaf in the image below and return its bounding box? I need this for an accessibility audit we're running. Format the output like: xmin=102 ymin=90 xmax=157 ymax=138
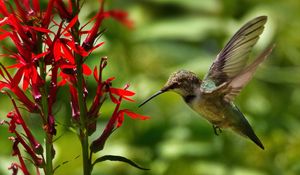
xmin=93 ymin=155 xmax=150 ymax=170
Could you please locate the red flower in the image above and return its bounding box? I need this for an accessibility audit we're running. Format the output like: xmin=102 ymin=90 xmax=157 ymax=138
xmin=116 ymin=109 xmax=150 ymax=128
xmin=0 ymin=64 xmax=38 ymax=112
xmin=0 ymin=0 xmax=148 ymax=173
xmin=90 ymin=84 xmax=150 ymax=153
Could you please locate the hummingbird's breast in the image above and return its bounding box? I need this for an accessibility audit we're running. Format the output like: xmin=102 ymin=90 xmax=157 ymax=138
xmin=187 ymin=93 xmax=231 ymax=128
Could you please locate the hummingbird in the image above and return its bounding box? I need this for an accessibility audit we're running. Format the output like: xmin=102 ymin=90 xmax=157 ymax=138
xmin=139 ymin=16 xmax=274 ymax=150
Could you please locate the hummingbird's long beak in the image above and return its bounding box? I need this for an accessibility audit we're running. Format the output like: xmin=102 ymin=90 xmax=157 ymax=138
xmin=138 ymin=90 xmax=166 ymax=107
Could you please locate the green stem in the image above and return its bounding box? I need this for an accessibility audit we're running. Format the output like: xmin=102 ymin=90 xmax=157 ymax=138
xmin=45 ymin=133 xmax=53 ymax=175
xmin=72 ymin=14 xmax=91 ymax=173
xmin=71 ymin=1 xmax=92 ymax=172
xmin=80 ymin=129 xmax=90 ymax=175
xmin=39 ymin=61 xmax=53 ymax=175
xmin=76 ymin=64 xmax=91 ymax=175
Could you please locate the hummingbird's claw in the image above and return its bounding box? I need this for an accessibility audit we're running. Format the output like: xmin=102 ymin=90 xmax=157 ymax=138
xmin=213 ymin=125 xmax=222 ymax=136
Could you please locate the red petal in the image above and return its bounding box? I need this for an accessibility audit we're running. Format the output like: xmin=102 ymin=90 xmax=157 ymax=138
xmin=53 ymin=40 xmax=62 ymax=61
xmin=108 ymin=10 xmax=134 ymax=28
xmin=88 ymin=42 xmax=104 ymax=53
xmin=116 ymin=112 xmax=124 ymax=128
xmin=42 ymin=0 xmax=55 ymax=27
xmin=12 ymin=67 xmax=24 ymax=87
xmin=106 ymin=77 xmax=115 ymax=82
xmin=0 ymin=1 xmax=9 ymax=16
xmin=110 ymin=87 xmax=135 ymax=97
xmin=67 ymin=40 xmax=89 ymax=57
xmin=60 ymin=43 xmax=75 ymax=63
xmin=33 ymin=0 xmax=40 ymax=12
xmin=32 ymin=51 xmax=50 ymax=61
xmin=0 ymin=81 xmax=8 ymax=90
xmin=82 ymin=64 xmax=92 ymax=75
xmin=121 ymin=109 xmax=150 ymax=120
xmin=122 ymin=96 xmax=135 ymax=102
xmin=109 ymin=93 xmax=119 ymax=104
xmin=93 ymin=66 xmax=98 ymax=81
xmin=0 ymin=32 xmax=10 ymax=40
xmin=6 ymin=63 xmax=22 ymax=69
xmin=62 ymin=15 xmax=78 ymax=34
xmin=30 ymin=26 xmax=53 ymax=34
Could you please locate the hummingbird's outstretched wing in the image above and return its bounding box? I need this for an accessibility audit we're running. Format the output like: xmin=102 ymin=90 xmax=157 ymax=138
xmin=222 ymin=45 xmax=274 ymax=101
xmin=201 ymin=16 xmax=271 ymax=101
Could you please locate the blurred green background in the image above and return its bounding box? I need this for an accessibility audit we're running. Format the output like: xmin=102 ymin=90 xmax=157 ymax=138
xmin=1 ymin=0 xmax=300 ymax=175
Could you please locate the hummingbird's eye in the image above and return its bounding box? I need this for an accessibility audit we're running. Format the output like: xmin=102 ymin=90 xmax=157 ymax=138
xmin=169 ymin=83 xmax=179 ymax=89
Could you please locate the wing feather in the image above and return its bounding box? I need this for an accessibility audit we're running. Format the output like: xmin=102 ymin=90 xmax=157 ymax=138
xmin=223 ymin=45 xmax=274 ymax=102
xmin=201 ymin=16 xmax=273 ymax=101
xmin=202 ymin=16 xmax=267 ymax=87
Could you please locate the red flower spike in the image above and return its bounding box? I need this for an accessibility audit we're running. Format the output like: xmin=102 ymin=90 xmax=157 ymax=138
xmin=0 ymin=0 xmax=147 ymax=173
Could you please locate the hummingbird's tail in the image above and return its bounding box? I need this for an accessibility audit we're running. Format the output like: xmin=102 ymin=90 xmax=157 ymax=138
xmin=232 ymin=107 xmax=265 ymax=150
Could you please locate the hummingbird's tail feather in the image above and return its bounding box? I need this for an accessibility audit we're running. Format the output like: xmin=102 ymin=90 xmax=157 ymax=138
xmin=231 ymin=107 xmax=265 ymax=150
xmin=237 ymin=122 xmax=265 ymax=150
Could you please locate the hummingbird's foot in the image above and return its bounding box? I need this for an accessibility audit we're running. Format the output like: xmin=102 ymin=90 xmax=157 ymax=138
xmin=213 ymin=125 xmax=222 ymax=136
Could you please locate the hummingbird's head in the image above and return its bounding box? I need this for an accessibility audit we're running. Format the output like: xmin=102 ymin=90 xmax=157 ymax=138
xmin=139 ymin=70 xmax=201 ymax=107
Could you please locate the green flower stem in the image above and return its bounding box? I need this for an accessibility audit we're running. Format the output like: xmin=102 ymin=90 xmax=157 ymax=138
xmin=76 ymin=63 xmax=91 ymax=175
xmin=72 ymin=17 xmax=91 ymax=174
xmin=36 ymin=31 xmax=53 ymax=175
xmin=39 ymin=60 xmax=53 ymax=175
